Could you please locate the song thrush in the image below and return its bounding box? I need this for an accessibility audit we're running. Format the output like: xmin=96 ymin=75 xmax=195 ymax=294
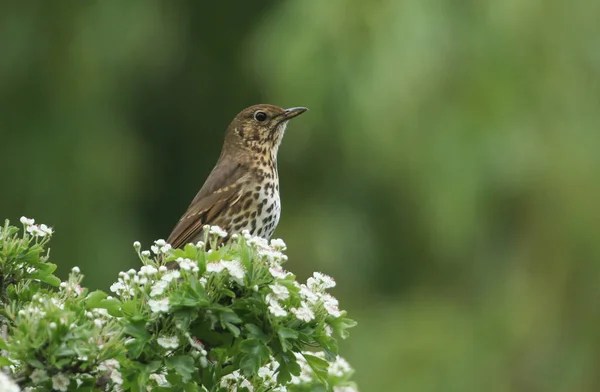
xmin=167 ymin=104 xmax=308 ymax=248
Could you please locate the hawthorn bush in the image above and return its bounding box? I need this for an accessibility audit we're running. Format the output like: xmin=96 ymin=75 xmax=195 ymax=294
xmin=0 ymin=218 xmax=357 ymax=392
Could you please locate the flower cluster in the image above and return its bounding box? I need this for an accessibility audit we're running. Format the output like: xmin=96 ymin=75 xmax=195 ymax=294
xmin=218 ymin=352 xmax=357 ymax=392
xmin=0 ymin=220 xmax=357 ymax=391
xmin=19 ymin=216 xmax=53 ymax=238
xmin=4 ymin=268 xmax=125 ymax=391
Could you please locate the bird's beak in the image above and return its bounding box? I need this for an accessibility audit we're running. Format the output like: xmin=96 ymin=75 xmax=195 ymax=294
xmin=281 ymin=107 xmax=308 ymax=121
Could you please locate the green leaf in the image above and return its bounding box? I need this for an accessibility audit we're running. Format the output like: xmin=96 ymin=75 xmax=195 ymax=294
xmin=220 ymin=288 xmax=236 ymax=298
xmin=218 ymin=309 xmax=242 ymax=324
xmin=278 ymin=327 xmax=298 ymax=340
xmin=303 ymin=354 xmax=330 ymax=383
xmin=239 ymin=339 xmax=270 ymax=377
xmin=275 ymin=352 xmax=301 ymax=384
xmin=277 ymin=327 xmax=298 ymax=351
xmin=124 ymin=321 xmax=150 ymax=340
xmin=166 ymin=355 xmax=195 ymax=383
xmin=315 ymin=335 xmax=339 ymax=358
xmin=170 ymin=279 xmax=209 ymax=308
xmin=98 ymin=298 xmax=123 ymax=317
xmin=85 ymin=290 xmax=108 ymax=308
xmin=30 ymin=270 xmax=61 ymax=286
xmin=0 ymin=357 xmax=13 ymax=366
xmin=34 ymin=261 xmax=57 ymax=274
xmin=244 ymin=323 xmax=268 ymax=342
xmin=225 ymin=323 xmax=240 ymax=337
xmin=0 ymin=338 xmax=8 ymax=350
xmin=26 ymin=358 xmax=45 ymax=369
xmin=330 ymin=317 xmax=357 ymax=339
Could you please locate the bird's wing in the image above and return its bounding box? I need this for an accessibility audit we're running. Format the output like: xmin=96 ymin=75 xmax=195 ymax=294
xmin=167 ymin=162 xmax=250 ymax=249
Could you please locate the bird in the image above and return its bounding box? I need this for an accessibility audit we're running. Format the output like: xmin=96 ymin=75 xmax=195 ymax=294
xmin=166 ymin=104 xmax=308 ymax=249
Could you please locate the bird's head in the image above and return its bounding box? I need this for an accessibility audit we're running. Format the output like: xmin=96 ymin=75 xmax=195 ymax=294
xmin=223 ymin=104 xmax=308 ymax=161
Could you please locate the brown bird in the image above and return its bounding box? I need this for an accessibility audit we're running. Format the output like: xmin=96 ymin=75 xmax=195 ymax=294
xmin=167 ymin=104 xmax=308 ymax=248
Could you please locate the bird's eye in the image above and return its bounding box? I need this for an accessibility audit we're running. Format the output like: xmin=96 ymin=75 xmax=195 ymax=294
xmin=254 ymin=111 xmax=268 ymax=122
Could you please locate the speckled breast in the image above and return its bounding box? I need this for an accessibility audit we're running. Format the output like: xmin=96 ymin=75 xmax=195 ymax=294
xmin=222 ymin=178 xmax=281 ymax=240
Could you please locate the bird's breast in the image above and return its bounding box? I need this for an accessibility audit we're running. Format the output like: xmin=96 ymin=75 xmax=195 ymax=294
xmin=223 ymin=171 xmax=281 ymax=240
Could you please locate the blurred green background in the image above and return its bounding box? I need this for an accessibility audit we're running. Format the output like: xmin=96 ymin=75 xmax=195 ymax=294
xmin=2 ymin=1 xmax=600 ymax=391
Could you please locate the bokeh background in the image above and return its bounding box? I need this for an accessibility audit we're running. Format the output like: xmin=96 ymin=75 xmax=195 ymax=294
xmin=2 ymin=1 xmax=600 ymax=391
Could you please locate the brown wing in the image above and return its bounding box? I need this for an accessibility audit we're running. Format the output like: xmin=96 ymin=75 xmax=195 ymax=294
xmin=167 ymin=161 xmax=250 ymax=248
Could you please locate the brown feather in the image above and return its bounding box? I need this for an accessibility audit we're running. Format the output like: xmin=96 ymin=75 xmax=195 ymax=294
xmin=167 ymin=161 xmax=250 ymax=248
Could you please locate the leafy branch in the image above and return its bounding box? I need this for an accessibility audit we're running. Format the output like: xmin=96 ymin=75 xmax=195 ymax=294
xmin=0 ymin=219 xmax=358 ymax=392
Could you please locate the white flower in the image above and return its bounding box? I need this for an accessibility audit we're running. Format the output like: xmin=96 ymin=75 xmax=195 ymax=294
xmin=310 ymin=272 xmax=336 ymax=289
xmin=195 ymin=240 xmax=205 ymax=248
xmin=0 ymin=372 xmax=20 ymax=392
xmin=329 ymin=356 xmax=352 ymax=377
xmin=149 ymin=373 xmax=170 ymax=387
xmin=258 ymin=363 xmax=276 ymax=382
xmin=268 ymin=299 xmax=288 ymax=318
xmin=240 ymin=379 xmax=254 ymax=391
xmin=206 ymin=261 xmax=225 ymax=273
xmin=269 ymin=267 xmax=290 ymax=279
xmin=98 ymin=358 xmax=120 ymax=371
xmin=321 ymin=292 xmax=339 ymax=307
xmin=51 ymin=373 xmax=70 ymax=391
xmin=110 ymin=369 xmax=123 ymax=385
xmin=248 ymin=236 xmax=269 ymax=249
xmin=97 ymin=359 xmax=123 ymax=386
xmin=151 ymin=239 xmax=172 ymax=255
xmin=30 ymin=369 xmax=48 ymax=384
xmin=258 ymin=249 xmax=287 ymax=263
xmin=133 ymin=240 xmax=141 ymax=248
xmin=158 ymin=266 xmax=168 ymax=272
xmin=26 ymin=224 xmax=45 ymax=237
xmin=94 ymin=319 xmax=103 ymax=328
xmin=141 ymin=250 xmax=151 ymax=257
xmin=269 ymin=283 xmax=289 ymax=300
xmin=209 ymin=225 xmax=227 ymax=237
xmin=188 ymin=335 xmax=205 ymax=351
xmin=161 ymin=270 xmax=180 ymax=282
xmin=160 ymin=244 xmax=172 ymax=253
xmin=128 ymin=269 xmax=137 ymax=275
xmin=177 ymin=258 xmax=197 ymax=271
xmin=299 ymin=284 xmax=319 ymax=303
xmin=39 ymin=224 xmax=53 ymax=236
xmin=157 ymin=335 xmax=179 ymax=349
xmin=49 ymin=322 xmax=57 ymax=329
xmin=20 ymin=216 xmax=35 ymax=226
xmin=333 ymin=387 xmax=358 ymax=392
xmin=150 ymin=280 xmax=168 ymax=297
xmin=269 ymin=238 xmax=287 ymax=250
xmin=324 ymin=302 xmax=342 ymax=318
xmin=148 ymin=298 xmax=170 ymax=313
xmin=291 ymin=302 xmax=315 ymax=322
xmin=324 ymin=324 xmax=333 ymax=337
xmin=222 ymin=260 xmax=245 ymax=284
xmin=110 ymin=281 xmax=126 ymax=293
xmin=220 ymin=370 xmax=248 ymax=389
xmin=140 ymin=265 xmax=158 ymax=276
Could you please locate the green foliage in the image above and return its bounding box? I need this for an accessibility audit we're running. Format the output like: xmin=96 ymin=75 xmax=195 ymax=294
xmin=0 ymin=219 xmax=357 ymax=391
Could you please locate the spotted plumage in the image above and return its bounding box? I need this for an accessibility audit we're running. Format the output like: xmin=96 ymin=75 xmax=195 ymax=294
xmin=167 ymin=104 xmax=307 ymax=248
